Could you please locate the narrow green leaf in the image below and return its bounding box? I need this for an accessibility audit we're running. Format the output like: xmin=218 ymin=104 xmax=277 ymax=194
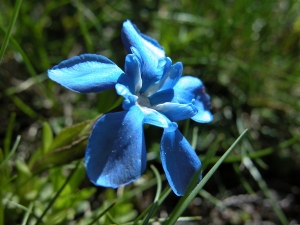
xmin=3 ymin=112 xmax=16 ymax=156
xmin=21 ymin=203 xmax=33 ymax=225
xmin=42 ymin=122 xmax=53 ymax=153
xmin=214 ymin=121 xmax=299 ymax=169
xmin=30 ymin=136 xmax=88 ymax=173
xmin=106 ymin=212 xmax=121 ymax=225
xmin=199 ymin=189 xmax=225 ymax=210
xmin=164 ymin=129 xmax=248 ymax=225
xmin=183 ymin=118 xmax=190 ymax=137
xmin=0 ymin=25 xmax=50 ymax=98
xmin=9 ymin=96 xmax=39 ymax=119
xmin=243 ymin=157 xmax=289 ymax=225
xmin=7 ymin=200 xmax=29 ymax=211
xmin=49 ymin=120 xmax=92 ymax=151
xmin=128 ymin=216 xmax=201 ymax=225
xmin=141 ymin=165 xmax=162 ymax=225
xmin=0 ymin=0 xmax=23 ymax=63
xmin=233 ymin=163 xmax=255 ymax=194
xmin=29 ymin=119 xmax=93 ymax=172
xmin=0 ymin=135 xmax=21 ymax=170
xmin=75 ymin=0 xmax=93 ymax=52
xmin=16 ymin=159 xmax=32 ymax=177
xmin=87 ymin=202 xmax=117 ymax=225
xmin=35 ymin=160 xmax=82 ymax=225
xmin=130 ymin=187 xmax=172 ymax=225
xmin=201 ymin=133 xmax=220 ymax=170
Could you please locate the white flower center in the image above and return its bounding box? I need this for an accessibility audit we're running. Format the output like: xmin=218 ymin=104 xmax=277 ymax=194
xmin=136 ymin=93 xmax=151 ymax=108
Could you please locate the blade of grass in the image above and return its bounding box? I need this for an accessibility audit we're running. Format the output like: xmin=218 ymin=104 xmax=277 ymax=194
xmin=201 ymin=133 xmax=221 ymax=170
xmin=75 ymin=0 xmax=93 ymax=53
xmin=164 ymin=129 xmax=248 ymax=225
xmin=87 ymin=202 xmax=117 ymax=225
xmin=9 ymin=95 xmax=40 ymax=120
xmin=106 ymin=212 xmax=121 ymax=225
xmin=131 ymin=216 xmax=202 ymax=225
xmin=0 ymin=135 xmax=21 ymax=170
xmin=0 ymin=0 xmax=23 ymax=63
xmin=21 ymin=203 xmax=33 ymax=225
xmin=127 ymin=187 xmax=172 ymax=225
xmin=7 ymin=200 xmax=29 ymax=211
xmin=202 ymin=135 xmax=299 ymax=165
xmin=0 ymin=26 xmax=52 ymax=99
xmin=232 ymin=163 xmax=255 ymax=194
xmin=198 ymin=189 xmax=225 ymax=210
xmin=5 ymin=75 xmax=47 ymax=96
xmin=141 ymin=165 xmax=162 ymax=225
xmin=3 ymin=112 xmax=16 ymax=156
xmin=35 ymin=160 xmax=82 ymax=225
xmin=191 ymin=126 xmax=199 ymax=149
xmin=243 ymin=157 xmax=289 ymax=225
xmin=183 ymin=118 xmax=190 ymax=137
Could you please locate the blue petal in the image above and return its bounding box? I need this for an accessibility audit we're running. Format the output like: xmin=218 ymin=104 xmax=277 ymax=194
xmin=121 ymin=20 xmax=166 ymax=92
xmin=153 ymin=101 xmax=198 ymax=121
xmin=48 ymin=54 xmax=127 ymax=94
xmin=160 ymin=129 xmax=202 ymax=196
xmin=122 ymin=20 xmax=165 ymax=61
xmin=142 ymin=108 xmax=178 ymax=132
xmin=144 ymin=59 xmax=182 ymax=96
xmin=158 ymin=61 xmax=183 ymax=92
xmin=85 ymin=106 xmax=146 ymax=188
xmin=115 ymin=83 xmax=137 ymax=110
xmin=148 ymin=89 xmax=174 ymax=105
xmin=124 ymin=53 xmax=142 ymax=93
xmin=173 ymin=76 xmax=213 ymax=123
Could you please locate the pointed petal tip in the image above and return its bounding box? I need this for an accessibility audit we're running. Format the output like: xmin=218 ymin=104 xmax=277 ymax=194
xmin=48 ymin=54 xmax=125 ymax=94
xmin=192 ymin=110 xmax=214 ymax=123
xmin=160 ymin=129 xmax=202 ymax=196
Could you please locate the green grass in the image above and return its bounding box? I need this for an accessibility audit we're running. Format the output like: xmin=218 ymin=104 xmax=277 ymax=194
xmin=1 ymin=0 xmax=299 ymax=224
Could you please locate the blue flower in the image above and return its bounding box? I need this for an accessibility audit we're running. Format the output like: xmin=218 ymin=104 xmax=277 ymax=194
xmin=48 ymin=20 xmax=213 ymax=196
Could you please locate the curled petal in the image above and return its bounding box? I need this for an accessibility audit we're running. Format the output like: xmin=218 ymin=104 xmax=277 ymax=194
xmin=158 ymin=61 xmax=183 ymax=92
xmin=115 ymin=83 xmax=133 ymax=98
xmin=48 ymin=54 xmax=127 ymax=93
xmin=85 ymin=106 xmax=146 ymax=188
xmin=173 ymin=76 xmax=213 ymax=123
xmin=152 ymin=101 xmax=198 ymax=121
xmin=124 ymin=53 xmax=142 ymax=93
xmin=115 ymin=83 xmax=137 ymax=110
xmin=144 ymin=59 xmax=183 ymax=96
xmin=192 ymin=101 xmax=214 ymax=123
xmin=122 ymin=20 xmax=165 ymax=61
xmin=160 ymin=129 xmax=202 ymax=196
xmin=148 ymin=89 xmax=174 ymax=105
xmin=142 ymin=107 xmax=178 ymax=132
xmin=122 ymin=20 xmax=166 ymax=91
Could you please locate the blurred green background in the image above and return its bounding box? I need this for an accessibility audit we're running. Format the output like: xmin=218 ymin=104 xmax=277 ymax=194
xmin=1 ymin=0 xmax=300 ymax=224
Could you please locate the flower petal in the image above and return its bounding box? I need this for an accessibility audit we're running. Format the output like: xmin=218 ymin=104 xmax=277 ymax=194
xmin=144 ymin=59 xmax=183 ymax=96
xmin=173 ymin=76 xmax=213 ymax=123
xmin=124 ymin=53 xmax=142 ymax=93
xmin=48 ymin=54 xmax=127 ymax=94
xmin=152 ymin=101 xmax=198 ymax=121
xmin=148 ymin=89 xmax=174 ymax=105
xmin=160 ymin=129 xmax=202 ymax=196
xmin=122 ymin=20 xmax=165 ymax=61
xmin=122 ymin=20 xmax=166 ymax=91
xmin=115 ymin=83 xmax=137 ymax=110
xmin=85 ymin=106 xmax=146 ymax=188
xmin=158 ymin=61 xmax=183 ymax=92
xmin=142 ymin=107 xmax=178 ymax=132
